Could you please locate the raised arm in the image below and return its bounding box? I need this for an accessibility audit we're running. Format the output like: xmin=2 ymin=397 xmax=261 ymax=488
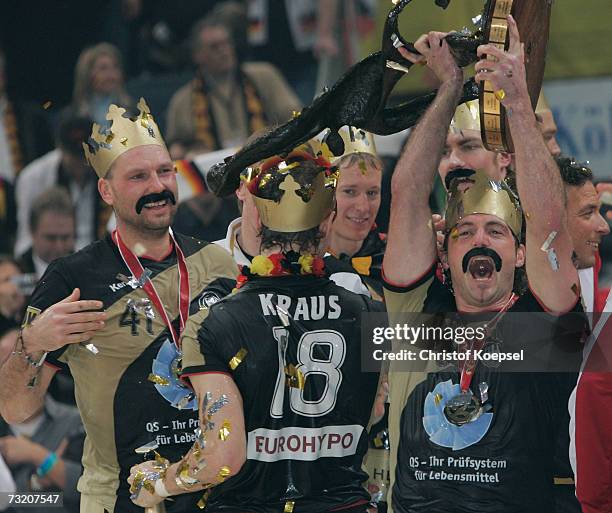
xmin=475 ymin=16 xmax=578 ymax=312
xmin=383 ymin=32 xmax=463 ymax=285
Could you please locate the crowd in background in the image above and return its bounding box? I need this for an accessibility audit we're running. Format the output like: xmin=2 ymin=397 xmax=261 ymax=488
xmin=0 ymin=1 xmax=611 ymax=511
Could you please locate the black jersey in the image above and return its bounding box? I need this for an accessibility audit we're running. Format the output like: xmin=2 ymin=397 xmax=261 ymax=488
xmin=384 ymin=264 xmax=586 ymax=513
xmin=26 ymin=233 xmax=237 ymax=513
xmin=182 ymin=275 xmax=381 ymax=513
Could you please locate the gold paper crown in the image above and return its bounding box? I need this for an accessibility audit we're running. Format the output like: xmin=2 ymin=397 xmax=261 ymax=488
xmin=445 ymin=169 xmax=523 ymax=238
xmin=248 ymin=142 xmax=336 ymax=232
xmin=330 ymin=126 xmax=378 ymax=163
xmin=450 ymin=100 xmax=480 ymax=133
xmin=83 ymin=98 xmax=166 ymax=178
xmin=535 ymin=91 xmax=550 ymax=114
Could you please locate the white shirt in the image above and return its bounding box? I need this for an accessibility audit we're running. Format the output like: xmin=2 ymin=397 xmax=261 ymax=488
xmin=14 ymin=149 xmax=96 ymax=256
xmin=214 ymin=217 xmax=251 ymax=268
xmin=0 ymin=97 xmax=15 ymax=183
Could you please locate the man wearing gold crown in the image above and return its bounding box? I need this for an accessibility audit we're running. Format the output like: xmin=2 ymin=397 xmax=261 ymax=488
xmin=381 ymin=17 xmax=586 ymax=513
xmin=323 ymin=126 xmax=387 ymax=301
xmin=0 ymin=99 xmax=238 ymax=512
xmin=126 ymin=140 xmax=381 ymax=513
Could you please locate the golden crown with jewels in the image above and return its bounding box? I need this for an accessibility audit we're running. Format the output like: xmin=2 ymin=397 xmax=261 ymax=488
xmin=246 ymin=141 xmax=337 ymax=232
xmin=325 ymin=126 xmax=378 ymax=163
xmin=82 ymin=98 xmax=167 ymax=178
xmin=445 ymin=169 xmax=523 ymax=238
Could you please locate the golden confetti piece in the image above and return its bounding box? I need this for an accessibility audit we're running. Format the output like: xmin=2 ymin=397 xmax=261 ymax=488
xmin=143 ymin=480 xmax=156 ymax=494
xmin=450 ymin=227 xmax=459 ymax=240
xmin=219 ymin=420 xmax=231 ymax=441
xmin=217 ymin=465 xmax=231 ymax=481
xmin=120 ymin=137 xmax=128 ymax=146
xmin=42 ymin=101 xmax=52 ymax=110
xmin=358 ymin=160 xmax=367 ymax=175
xmin=193 ymin=445 xmax=201 ymax=460
xmin=571 ymin=283 xmax=580 ymax=297
xmin=197 ymin=491 xmax=210 ymax=509
xmin=284 ymin=500 xmax=295 ymax=513
xmin=525 ymin=212 xmax=531 ymax=220
xmin=285 ymin=364 xmax=306 ymax=389
xmin=373 ymin=437 xmax=383 ymax=448
xmin=494 ymin=89 xmax=506 ymax=102
xmin=229 ymin=348 xmax=248 ymax=370
xmin=292 ymin=110 xmax=301 ymax=118
xmin=130 ymin=470 xmax=145 ymax=494
xmin=148 ymin=373 xmax=170 ymax=386
xmin=434 ymin=393 xmax=443 ymax=406
xmin=105 ymin=132 xmax=115 ymax=144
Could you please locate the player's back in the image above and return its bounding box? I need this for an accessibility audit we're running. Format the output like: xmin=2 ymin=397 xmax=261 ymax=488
xmin=195 ymin=275 xmax=380 ymax=513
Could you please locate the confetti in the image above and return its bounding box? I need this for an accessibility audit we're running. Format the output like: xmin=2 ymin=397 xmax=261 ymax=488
xmin=571 ymin=283 xmax=580 ymax=298
xmin=42 ymin=101 xmax=52 ymax=110
xmin=540 ymin=231 xmax=558 ymax=252
xmin=450 ymin=227 xmax=459 ymax=240
xmin=197 ymin=491 xmax=210 ymax=509
xmin=358 ymin=160 xmax=367 ymax=175
xmin=217 ymin=465 xmax=231 ymax=481
xmin=229 ymin=348 xmax=248 ymax=370
xmin=208 ymin=395 xmax=229 ymax=416
xmin=135 ymin=440 xmax=159 ymax=454
xmin=285 ymin=364 xmax=306 ymax=389
xmin=148 ymin=373 xmax=169 ymax=386
xmin=434 ymin=393 xmax=443 ymax=406
xmin=120 ymin=137 xmax=128 ymax=146
xmin=194 ymin=427 xmax=207 ymax=448
xmin=547 ymin=248 xmax=560 ymax=271
xmin=82 ymin=342 xmax=99 ymax=355
xmin=218 ymin=420 xmax=231 ymax=441
xmin=284 ymin=501 xmax=295 ymax=513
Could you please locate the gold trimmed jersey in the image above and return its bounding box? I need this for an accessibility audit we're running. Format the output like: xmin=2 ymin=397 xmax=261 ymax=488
xmin=182 ymin=275 xmax=382 ymax=513
xmin=27 ymin=233 xmax=237 ymax=513
xmin=384 ymin=263 xmax=585 ymax=513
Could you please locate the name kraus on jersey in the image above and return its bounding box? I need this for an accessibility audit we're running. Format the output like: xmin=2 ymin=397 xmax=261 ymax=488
xmin=195 ymin=276 xmax=380 ymax=510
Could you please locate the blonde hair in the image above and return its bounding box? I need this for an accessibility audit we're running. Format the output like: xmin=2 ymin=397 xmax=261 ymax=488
xmin=72 ymin=42 xmax=131 ymax=114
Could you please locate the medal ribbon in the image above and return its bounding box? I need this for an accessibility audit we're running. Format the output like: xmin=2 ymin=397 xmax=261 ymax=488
xmin=113 ymin=229 xmax=190 ymax=348
xmin=458 ymin=293 xmax=519 ymax=392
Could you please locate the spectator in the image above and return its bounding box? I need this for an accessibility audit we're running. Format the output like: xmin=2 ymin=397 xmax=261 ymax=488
xmin=71 ymin=42 xmax=133 ymax=127
xmin=0 ymin=177 xmax=16 ymax=254
xmin=0 ymin=386 xmax=83 ymax=513
xmin=0 ymin=256 xmax=25 ymax=334
xmin=0 ymin=48 xmax=53 ymax=183
xmin=165 ymin=14 xmax=300 ymax=158
xmin=14 ymin=114 xmax=111 ymax=257
xmin=17 ymin=188 xmax=75 ymax=279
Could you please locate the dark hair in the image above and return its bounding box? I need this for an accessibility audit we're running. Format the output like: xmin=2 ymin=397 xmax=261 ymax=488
xmin=556 ymin=155 xmax=593 ymax=187
xmin=29 ymin=187 xmax=74 ymax=233
xmin=256 ymin=159 xmax=327 ymax=254
xmin=57 ymin=111 xmax=93 ymax=156
xmin=190 ymin=14 xmax=233 ymax=54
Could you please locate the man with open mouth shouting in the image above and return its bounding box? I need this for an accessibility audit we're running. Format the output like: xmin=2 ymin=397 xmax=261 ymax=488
xmin=382 ymin=16 xmax=586 ymax=513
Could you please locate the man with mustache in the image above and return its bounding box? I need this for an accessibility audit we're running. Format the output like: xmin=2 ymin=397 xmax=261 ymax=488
xmin=0 ymin=99 xmax=238 ymax=513
xmin=382 ymin=18 xmax=585 ymax=513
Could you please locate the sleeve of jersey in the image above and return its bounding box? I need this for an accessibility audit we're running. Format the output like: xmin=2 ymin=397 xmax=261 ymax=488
xmin=25 ymin=259 xmax=73 ymax=371
xmin=181 ymin=308 xmax=231 ymax=379
xmin=382 ymin=261 xmax=437 ymax=315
